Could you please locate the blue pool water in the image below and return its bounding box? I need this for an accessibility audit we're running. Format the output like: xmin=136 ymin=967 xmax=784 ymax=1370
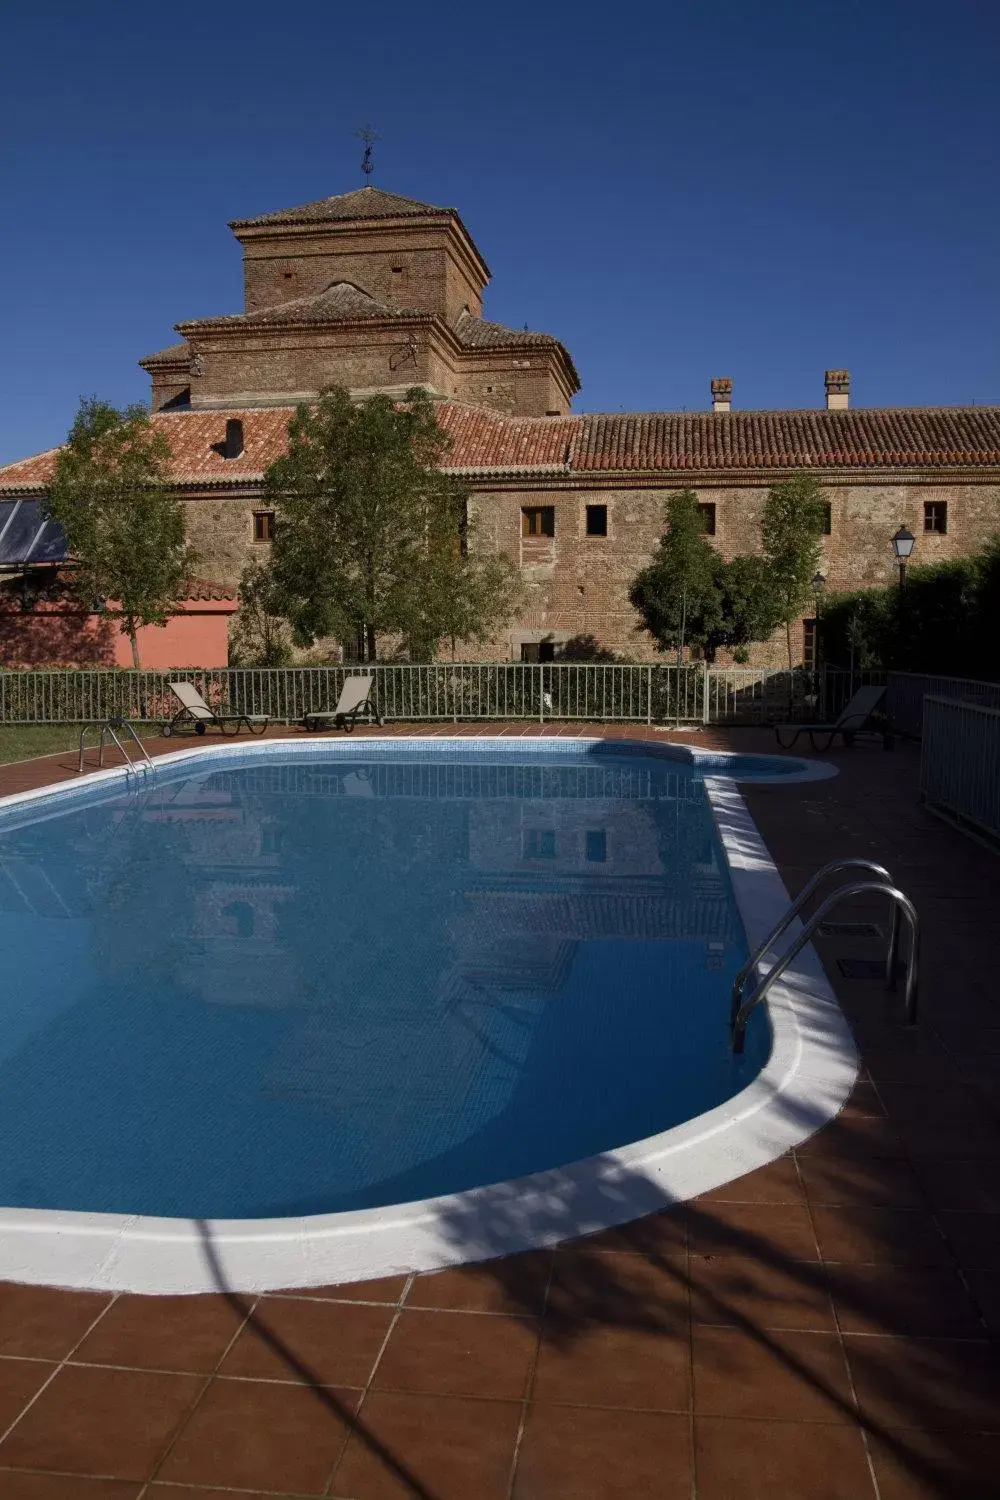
xmin=0 ymin=745 xmax=774 ymax=1219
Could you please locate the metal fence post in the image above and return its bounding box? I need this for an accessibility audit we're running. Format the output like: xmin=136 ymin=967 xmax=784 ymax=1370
xmin=702 ymin=662 xmax=710 ymax=724
xmin=539 ymin=664 xmax=544 ymax=724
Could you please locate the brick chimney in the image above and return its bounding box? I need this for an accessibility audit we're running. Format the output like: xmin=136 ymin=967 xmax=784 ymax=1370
xmin=711 ymin=377 xmax=733 ymax=413
xmin=825 ymin=370 xmax=850 ymax=410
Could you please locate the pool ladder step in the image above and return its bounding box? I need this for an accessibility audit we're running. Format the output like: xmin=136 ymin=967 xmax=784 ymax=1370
xmin=77 ymin=718 xmax=154 ymax=779
xmin=729 ymin=859 xmax=919 ymax=1053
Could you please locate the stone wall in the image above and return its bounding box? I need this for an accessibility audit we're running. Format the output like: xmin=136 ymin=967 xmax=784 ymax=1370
xmin=464 ymin=476 xmax=1000 ymax=662
xmin=181 ymin=476 xmax=1000 ymax=666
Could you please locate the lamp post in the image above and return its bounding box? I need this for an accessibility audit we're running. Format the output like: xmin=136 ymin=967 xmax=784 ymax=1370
xmin=892 ymin=527 xmax=915 ymax=589
xmin=891 ymin=526 xmax=915 ymax=672
xmin=811 ymin=570 xmax=826 ymax=623
xmin=810 ymin=571 xmax=826 ymax=712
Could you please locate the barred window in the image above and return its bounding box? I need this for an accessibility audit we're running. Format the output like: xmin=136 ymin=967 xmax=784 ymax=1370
xmin=924 ymin=501 xmax=948 ymax=534
xmin=522 ymin=506 xmax=555 ymax=538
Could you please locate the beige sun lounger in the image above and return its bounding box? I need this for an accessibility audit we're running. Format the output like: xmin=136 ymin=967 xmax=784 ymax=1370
xmin=163 ymin=680 xmax=271 ymax=738
xmin=775 ymin=685 xmax=892 ymax=751
xmin=303 ymin=675 xmax=384 ymax=733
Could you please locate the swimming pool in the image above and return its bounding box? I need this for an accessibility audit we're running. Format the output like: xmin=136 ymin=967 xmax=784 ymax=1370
xmin=0 ymin=738 xmax=855 ymax=1291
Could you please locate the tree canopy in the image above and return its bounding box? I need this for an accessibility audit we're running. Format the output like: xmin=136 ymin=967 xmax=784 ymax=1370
xmin=707 ymin=554 xmax=784 ymax=663
xmin=45 ymin=398 xmax=193 ymax=668
xmin=628 ymin=490 xmax=722 ymax=659
xmin=760 ymin=476 xmax=828 ymax=673
xmin=819 ymin=532 xmax=1000 ymax=678
xmin=229 ymin=559 xmax=293 ymax=666
xmin=263 ymin=386 xmax=519 ymax=661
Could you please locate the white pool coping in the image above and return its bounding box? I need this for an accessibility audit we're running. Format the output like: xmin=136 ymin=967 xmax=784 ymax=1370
xmin=0 ymin=735 xmax=854 ymax=1294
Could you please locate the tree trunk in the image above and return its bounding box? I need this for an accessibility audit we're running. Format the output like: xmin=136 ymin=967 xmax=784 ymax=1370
xmin=366 ymin=623 xmax=377 ymax=663
xmin=128 ymin=619 xmax=141 ymax=669
xmin=785 ymin=616 xmax=794 ymax=715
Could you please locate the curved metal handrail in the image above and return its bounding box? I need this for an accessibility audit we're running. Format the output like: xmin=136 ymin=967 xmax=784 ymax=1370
xmin=731 ymin=881 xmax=919 ymax=1054
xmin=730 ymin=858 xmax=896 ymax=1028
xmin=78 ymin=718 xmax=153 ymax=776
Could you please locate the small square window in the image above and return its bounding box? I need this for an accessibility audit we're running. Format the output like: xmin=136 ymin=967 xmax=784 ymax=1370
xmin=585 ymin=830 xmax=607 ymax=863
xmin=521 ymin=506 xmax=555 ymax=538
xmin=523 ymin=828 xmax=556 ymax=860
xmin=586 ymin=504 xmax=608 ymax=537
xmin=821 ymin=502 xmax=832 ymax=535
xmin=924 ymin=501 xmax=947 ymax=534
xmin=253 ymin=511 xmax=275 ymax=543
xmin=698 ymin=502 xmax=716 ymax=536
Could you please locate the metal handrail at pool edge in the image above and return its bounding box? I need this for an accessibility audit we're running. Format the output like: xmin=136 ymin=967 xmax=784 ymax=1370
xmin=730 ymin=881 xmax=920 ymax=1054
xmin=730 ymin=858 xmax=899 ymax=1029
xmin=78 ymin=718 xmax=154 ymax=777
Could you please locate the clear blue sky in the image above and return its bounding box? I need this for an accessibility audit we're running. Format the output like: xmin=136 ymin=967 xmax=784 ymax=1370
xmin=2 ymin=0 xmax=998 ymax=465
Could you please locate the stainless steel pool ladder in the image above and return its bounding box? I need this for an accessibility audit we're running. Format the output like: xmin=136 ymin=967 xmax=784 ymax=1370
xmin=729 ymin=859 xmax=919 ymax=1054
xmin=77 ymin=718 xmax=154 ymax=779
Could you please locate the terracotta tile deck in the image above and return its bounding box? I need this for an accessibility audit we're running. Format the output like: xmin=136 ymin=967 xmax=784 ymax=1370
xmin=0 ymin=723 xmax=997 ymax=1497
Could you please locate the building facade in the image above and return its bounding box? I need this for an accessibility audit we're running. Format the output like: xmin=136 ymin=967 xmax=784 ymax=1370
xmin=2 ymin=185 xmax=999 ymax=666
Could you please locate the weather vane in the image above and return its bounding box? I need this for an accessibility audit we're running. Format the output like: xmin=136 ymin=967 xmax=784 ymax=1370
xmin=355 ymin=124 xmax=381 ymax=183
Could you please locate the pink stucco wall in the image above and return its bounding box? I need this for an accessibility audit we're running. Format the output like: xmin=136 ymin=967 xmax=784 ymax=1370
xmin=0 ymin=598 xmax=237 ymax=669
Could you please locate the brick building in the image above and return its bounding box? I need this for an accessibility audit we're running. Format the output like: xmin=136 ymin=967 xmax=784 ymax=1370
xmin=2 ymin=184 xmax=999 ymax=665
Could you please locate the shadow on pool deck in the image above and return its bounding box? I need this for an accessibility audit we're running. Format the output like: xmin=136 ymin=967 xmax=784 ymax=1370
xmin=174 ymin=1098 xmax=1000 ymax=1498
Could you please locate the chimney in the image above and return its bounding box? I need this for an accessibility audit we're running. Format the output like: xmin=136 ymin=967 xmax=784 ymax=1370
xmin=223 ymin=418 xmax=245 ymax=458
xmin=711 ymin=377 xmax=733 ymax=413
xmin=825 ymin=370 xmax=850 ymax=410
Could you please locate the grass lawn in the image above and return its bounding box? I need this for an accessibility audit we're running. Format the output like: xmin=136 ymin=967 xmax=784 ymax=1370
xmin=0 ymin=723 xmax=157 ymax=766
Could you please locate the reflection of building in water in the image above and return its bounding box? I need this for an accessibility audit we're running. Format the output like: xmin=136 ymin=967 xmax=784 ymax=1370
xmin=0 ymin=758 xmax=739 ymax=1193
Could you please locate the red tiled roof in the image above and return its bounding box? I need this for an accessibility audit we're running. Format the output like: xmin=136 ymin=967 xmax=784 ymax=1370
xmin=453 ymin=311 xmax=560 ymax=351
xmin=179 ymin=578 xmax=238 ymax=601
xmin=230 ymin=186 xmax=453 ymax=229
xmin=2 ymin=402 xmax=999 ymax=493
xmin=177 ymin=283 xmax=426 ymax=333
xmin=436 ymin=403 xmax=576 ymax=471
xmin=139 ymin=341 xmax=190 ymax=368
xmin=570 ymin=408 xmax=1000 ymax=471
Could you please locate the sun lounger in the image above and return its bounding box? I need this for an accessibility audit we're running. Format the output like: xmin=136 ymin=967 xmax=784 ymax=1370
xmin=303 ymin=675 xmax=384 ymax=733
xmin=775 ymin=685 xmax=892 ymax=751
xmin=162 ymin=681 xmax=271 ymax=738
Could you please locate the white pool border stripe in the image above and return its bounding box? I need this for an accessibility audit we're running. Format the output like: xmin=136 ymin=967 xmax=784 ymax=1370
xmin=0 ymin=735 xmax=854 ymax=1293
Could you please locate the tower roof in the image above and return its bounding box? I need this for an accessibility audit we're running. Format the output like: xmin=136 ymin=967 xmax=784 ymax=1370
xmin=176 ymin=282 xmax=423 ymax=334
xmin=229 ymin=185 xmax=455 ymax=229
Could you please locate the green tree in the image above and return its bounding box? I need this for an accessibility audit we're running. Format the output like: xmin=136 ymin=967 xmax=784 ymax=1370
xmin=263 ymin=386 xmax=517 ymax=662
xmin=707 ymin=555 xmax=783 ymax=663
xmin=45 ymin=399 xmax=193 ymax=667
xmin=229 ymin=559 xmax=293 ymax=666
xmin=394 ymin=511 xmax=521 ymax=661
xmin=629 ymin=490 xmax=722 ymax=661
xmin=760 ymin=476 xmax=829 ymax=674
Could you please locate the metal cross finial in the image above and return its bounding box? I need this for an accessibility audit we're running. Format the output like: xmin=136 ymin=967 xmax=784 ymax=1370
xmin=354 ymin=124 xmax=381 ymax=182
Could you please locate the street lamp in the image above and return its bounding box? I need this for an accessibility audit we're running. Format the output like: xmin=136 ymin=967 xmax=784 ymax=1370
xmin=892 ymin=527 xmax=915 ymax=589
xmin=808 ymin=571 xmax=826 ymax=706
